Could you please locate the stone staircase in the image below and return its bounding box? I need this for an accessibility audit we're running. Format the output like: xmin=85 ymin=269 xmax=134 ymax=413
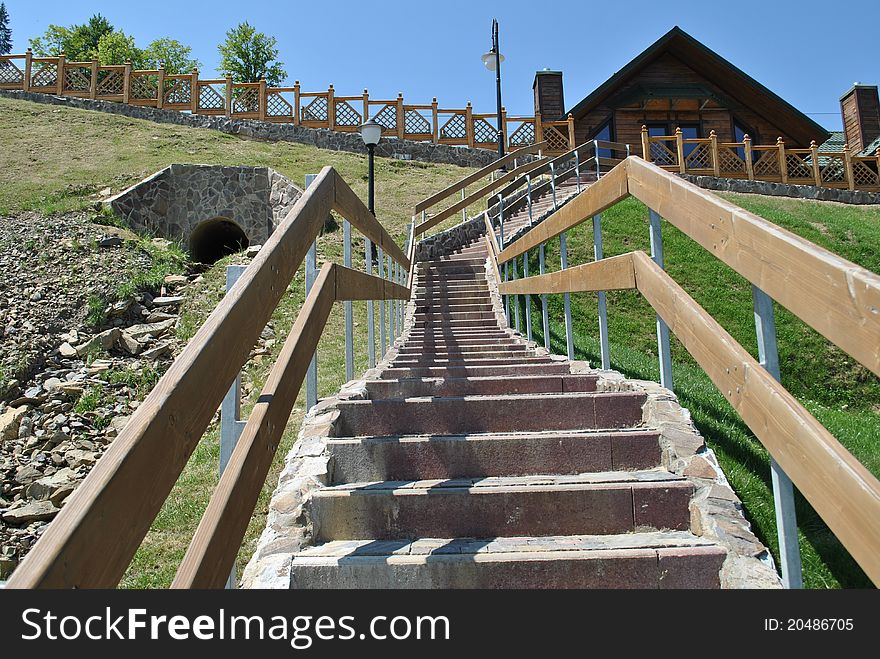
xmin=284 ymin=234 xmax=731 ymax=589
xmin=493 ymin=176 xmax=588 ymax=248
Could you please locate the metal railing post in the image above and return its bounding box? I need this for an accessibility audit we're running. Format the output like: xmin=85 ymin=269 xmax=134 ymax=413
xmin=649 ymin=209 xmax=673 ymax=390
xmin=461 ymin=188 xmax=467 ymax=223
xmin=593 ymin=214 xmax=610 ymax=370
xmin=539 ymin=243 xmax=550 ymax=350
xmin=219 ymin=264 xmax=247 ymax=590
xmin=753 ymin=286 xmax=803 ymax=589
xmin=550 ymin=162 xmax=558 ymax=209
xmin=304 ymin=175 xmax=318 ymax=411
xmin=523 ymin=252 xmax=532 ymax=342
xmin=378 ymin=246 xmax=386 ymax=357
xmin=574 ymin=150 xmax=582 ymax=193
xmin=343 ymin=219 xmax=354 ymax=381
xmin=560 ymin=231 xmax=574 ymax=360
xmin=504 ymin=261 xmax=510 ymax=324
xmin=366 ymin=238 xmax=376 ymax=368
xmin=389 ymin=255 xmax=396 ymax=341
xmin=513 ymin=256 xmax=521 ymax=333
xmin=526 ymin=175 xmax=533 ymax=221
xmin=497 ymin=193 xmax=505 ymax=247
xmin=594 ymin=139 xmax=601 ymax=181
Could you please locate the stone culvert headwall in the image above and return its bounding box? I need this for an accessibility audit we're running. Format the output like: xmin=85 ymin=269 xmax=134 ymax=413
xmin=108 ymin=165 xmax=302 ymax=259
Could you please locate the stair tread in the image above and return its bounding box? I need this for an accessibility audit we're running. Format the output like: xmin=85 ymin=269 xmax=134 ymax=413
xmin=327 ymin=427 xmax=658 ymax=443
xmin=294 ymin=530 xmax=719 ymax=560
xmin=316 ymin=469 xmax=686 ymax=494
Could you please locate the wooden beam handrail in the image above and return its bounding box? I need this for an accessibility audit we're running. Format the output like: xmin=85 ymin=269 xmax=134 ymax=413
xmin=414 ymin=157 xmax=549 ymax=236
xmin=6 ymin=166 xmax=409 ymax=589
xmin=172 ymin=264 xmax=409 ymax=587
xmin=491 ymin=247 xmax=880 ymax=584
xmin=413 ymin=141 xmax=547 ymax=214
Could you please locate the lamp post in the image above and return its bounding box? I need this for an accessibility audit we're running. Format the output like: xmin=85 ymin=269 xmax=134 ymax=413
xmin=359 ymin=119 xmax=382 ymax=214
xmin=481 ymin=18 xmax=505 ymax=161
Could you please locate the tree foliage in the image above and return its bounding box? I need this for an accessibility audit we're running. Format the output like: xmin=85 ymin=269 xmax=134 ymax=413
xmin=29 ymin=14 xmax=113 ymax=60
xmin=143 ymin=38 xmax=201 ymax=75
xmin=218 ymin=22 xmax=286 ymax=86
xmin=95 ymin=30 xmax=146 ymax=67
xmin=0 ymin=3 xmax=12 ymax=56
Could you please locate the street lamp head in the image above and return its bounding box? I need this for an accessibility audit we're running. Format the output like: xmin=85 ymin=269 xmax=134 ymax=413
xmin=481 ymin=51 xmax=505 ymax=72
xmin=359 ymin=119 xmax=382 ymax=147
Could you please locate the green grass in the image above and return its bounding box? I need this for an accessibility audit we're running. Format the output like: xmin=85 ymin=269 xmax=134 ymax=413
xmin=511 ymin=193 xmax=880 ymax=588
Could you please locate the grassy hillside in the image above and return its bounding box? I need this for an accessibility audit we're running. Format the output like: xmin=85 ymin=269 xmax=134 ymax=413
xmin=514 ymin=193 xmax=880 ymax=588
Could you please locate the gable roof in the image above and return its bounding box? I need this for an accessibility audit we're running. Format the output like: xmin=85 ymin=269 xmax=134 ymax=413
xmin=820 ymin=131 xmax=880 ymax=157
xmin=567 ymin=26 xmax=829 ymax=146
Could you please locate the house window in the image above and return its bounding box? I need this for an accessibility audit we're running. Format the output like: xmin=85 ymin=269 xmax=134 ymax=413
xmin=732 ymin=118 xmax=757 ymax=160
xmin=678 ymin=123 xmax=701 ymax=157
xmin=592 ymin=120 xmax=613 ymax=158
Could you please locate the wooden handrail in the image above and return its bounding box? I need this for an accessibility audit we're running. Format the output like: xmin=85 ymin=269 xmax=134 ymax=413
xmin=413 ymin=142 xmax=546 ymax=214
xmin=414 ymin=157 xmax=548 ymax=236
xmin=172 ymin=263 xmax=408 ymax=587
xmin=6 ymin=166 xmax=409 ymax=589
xmin=494 ymin=249 xmax=880 ymax=584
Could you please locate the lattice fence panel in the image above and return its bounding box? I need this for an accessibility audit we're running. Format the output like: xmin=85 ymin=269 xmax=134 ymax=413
xmin=64 ymin=67 xmax=91 ymax=93
xmin=96 ymin=70 xmax=123 ymax=97
xmin=199 ymin=85 xmax=225 ymax=111
xmin=30 ymin=63 xmax=57 ymax=88
xmin=717 ymin=147 xmax=746 ymax=175
xmin=473 ymin=118 xmax=498 ymax=144
xmin=371 ymin=104 xmax=397 ymax=131
xmin=508 ymin=122 xmax=535 ymax=147
xmin=0 ymin=60 xmax=24 ymax=85
xmin=130 ymin=74 xmax=158 ymax=100
xmin=819 ymin=156 xmax=846 ymax=184
xmin=164 ymin=79 xmax=192 ymax=105
xmin=233 ymin=87 xmax=259 ymax=114
xmin=543 ymin=125 xmax=569 ymax=152
xmin=300 ymin=96 xmax=328 ymax=122
xmin=685 ymin=143 xmax=713 ymax=170
xmin=786 ymin=153 xmax=814 ymax=180
xmin=440 ymin=113 xmax=467 ymax=140
xmin=852 ymin=160 xmax=880 ymax=187
xmin=752 ymin=150 xmax=781 ymax=177
xmin=649 ymin=140 xmax=678 ymax=167
xmin=266 ymin=92 xmax=292 ymax=117
xmin=334 ymin=100 xmax=362 ymax=127
xmin=404 ymin=109 xmax=431 ymax=135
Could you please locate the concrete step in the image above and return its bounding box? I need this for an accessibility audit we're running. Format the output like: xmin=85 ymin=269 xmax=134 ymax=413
xmin=397 ymin=343 xmax=527 ymax=355
xmin=365 ymin=373 xmax=596 ymax=398
xmin=414 ymin=311 xmax=497 ymax=321
xmin=395 ymin=348 xmax=536 ymax=361
xmin=405 ymin=331 xmax=511 ymax=341
xmin=390 ymin=356 xmax=552 ymax=368
xmin=290 ymin=531 xmax=725 ymax=589
xmin=334 ymin=391 xmax=646 ymax=436
xmin=414 ymin=302 xmax=493 ymax=312
xmin=310 ymin=471 xmax=694 ymax=541
xmin=328 ymin=428 xmax=660 ymax=482
xmin=379 ymin=363 xmax=571 ymax=380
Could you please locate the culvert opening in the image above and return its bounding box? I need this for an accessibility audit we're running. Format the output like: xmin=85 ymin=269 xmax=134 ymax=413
xmin=189 ymin=218 xmax=249 ymax=264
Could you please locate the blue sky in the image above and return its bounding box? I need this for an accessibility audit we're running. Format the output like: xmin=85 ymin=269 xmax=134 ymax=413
xmin=5 ymin=0 xmax=878 ymax=130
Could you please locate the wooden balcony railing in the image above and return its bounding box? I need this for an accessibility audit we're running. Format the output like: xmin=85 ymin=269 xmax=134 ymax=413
xmin=641 ymin=126 xmax=880 ymax=192
xmin=0 ymin=50 xmax=578 ymax=153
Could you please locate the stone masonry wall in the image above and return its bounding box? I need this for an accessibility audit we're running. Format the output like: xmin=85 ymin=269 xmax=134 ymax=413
xmin=0 ymin=90 xmax=500 ymax=169
xmin=108 ymin=165 xmax=302 ymax=246
xmin=680 ymin=173 xmax=880 ymax=205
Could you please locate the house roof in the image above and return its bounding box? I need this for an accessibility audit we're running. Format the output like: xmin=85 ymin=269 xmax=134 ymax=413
xmin=819 ymin=131 xmax=880 ymax=157
xmin=567 ymin=26 xmax=830 ymax=147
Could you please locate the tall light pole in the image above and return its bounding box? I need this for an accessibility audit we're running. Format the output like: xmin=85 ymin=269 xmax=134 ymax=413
xmin=481 ymin=19 xmax=505 ymax=161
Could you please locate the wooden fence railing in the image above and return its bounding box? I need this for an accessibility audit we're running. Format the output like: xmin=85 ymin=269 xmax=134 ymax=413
xmin=642 ymin=126 xmax=880 ymax=192
xmin=0 ymin=50 xmax=576 ymax=154
xmin=5 ymin=166 xmax=411 ymax=589
xmin=493 ymin=156 xmax=880 ymax=585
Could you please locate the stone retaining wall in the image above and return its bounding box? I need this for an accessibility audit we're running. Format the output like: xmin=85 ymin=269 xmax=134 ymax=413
xmin=681 ymin=174 xmax=880 ymax=205
xmin=0 ymin=90 xmax=499 ymax=169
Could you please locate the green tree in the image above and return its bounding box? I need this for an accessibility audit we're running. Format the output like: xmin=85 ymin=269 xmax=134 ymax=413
xmin=29 ymin=14 xmax=113 ymax=61
xmin=96 ymin=30 xmax=146 ymax=67
xmin=143 ymin=38 xmax=200 ymax=75
xmin=0 ymin=3 xmax=12 ymax=55
xmin=217 ymin=22 xmax=286 ymax=85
